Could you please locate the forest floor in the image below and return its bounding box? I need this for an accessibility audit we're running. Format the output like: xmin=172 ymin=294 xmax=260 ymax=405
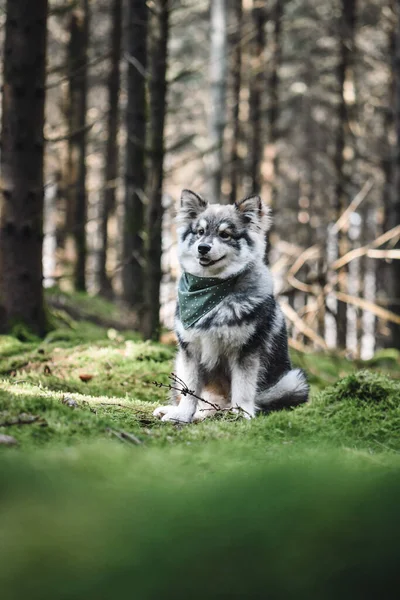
xmin=1 ymin=290 xmax=400 ymax=599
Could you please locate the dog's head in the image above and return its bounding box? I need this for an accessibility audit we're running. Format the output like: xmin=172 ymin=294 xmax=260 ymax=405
xmin=176 ymin=189 xmax=271 ymax=278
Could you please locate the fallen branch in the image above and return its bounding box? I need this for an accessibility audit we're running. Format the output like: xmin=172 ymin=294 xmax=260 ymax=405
xmin=331 ymin=225 xmax=400 ymax=271
xmin=0 ymin=414 xmax=47 ymax=427
xmin=280 ymin=302 xmax=328 ymax=350
xmin=106 ymin=428 xmax=142 ymax=445
xmin=330 ymin=290 xmax=400 ymax=325
xmin=331 ymin=179 xmax=374 ymax=234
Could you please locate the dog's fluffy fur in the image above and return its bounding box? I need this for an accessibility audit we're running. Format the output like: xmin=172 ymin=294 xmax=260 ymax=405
xmin=153 ymin=189 xmax=309 ymax=423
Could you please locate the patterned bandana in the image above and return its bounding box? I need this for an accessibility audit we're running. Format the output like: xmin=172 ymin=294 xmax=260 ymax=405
xmin=178 ymin=271 xmax=239 ymax=329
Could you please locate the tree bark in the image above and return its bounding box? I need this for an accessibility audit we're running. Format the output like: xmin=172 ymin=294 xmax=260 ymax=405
xmin=246 ymin=1 xmax=266 ymax=196
xmin=334 ymin=0 xmax=357 ymax=349
xmin=94 ymin=0 xmax=122 ymax=297
xmin=122 ymin=0 xmax=148 ymax=308
xmin=267 ymin=0 xmax=283 ymax=208
xmin=208 ymin=0 xmax=227 ymax=201
xmin=141 ymin=0 xmax=170 ymax=341
xmin=66 ymin=1 xmax=89 ymax=292
xmin=390 ymin=0 xmax=400 ymax=347
xmin=227 ymin=0 xmax=242 ymax=204
xmin=0 ymin=0 xmax=49 ymax=336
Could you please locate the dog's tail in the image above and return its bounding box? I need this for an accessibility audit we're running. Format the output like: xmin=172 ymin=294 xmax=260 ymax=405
xmin=256 ymin=368 xmax=309 ymax=413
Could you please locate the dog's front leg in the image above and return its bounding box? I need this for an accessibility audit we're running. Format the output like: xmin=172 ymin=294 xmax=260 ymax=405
xmin=154 ymin=349 xmax=201 ymax=424
xmin=230 ymin=355 xmax=259 ymax=419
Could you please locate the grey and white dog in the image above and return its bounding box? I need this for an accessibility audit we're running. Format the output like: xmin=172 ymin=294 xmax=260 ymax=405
xmin=154 ymin=189 xmax=309 ymax=423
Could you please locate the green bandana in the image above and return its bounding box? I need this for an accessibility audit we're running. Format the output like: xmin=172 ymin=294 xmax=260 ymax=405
xmin=178 ymin=272 xmax=238 ymax=329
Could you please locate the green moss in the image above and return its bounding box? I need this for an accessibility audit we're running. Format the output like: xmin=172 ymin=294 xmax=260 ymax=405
xmin=0 ymin=445 xmax=399 ymax=600
xmin=1 ymin=292 xmax=400 ymax=598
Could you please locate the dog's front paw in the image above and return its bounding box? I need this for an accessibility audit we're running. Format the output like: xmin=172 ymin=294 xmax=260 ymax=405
xmin=153 ymin=405 xmax=170 ymax=419
xmin=160 ymin=406 xmax=194 ymax=424
xmin=231 ymin=406 xmax=254 ymax=420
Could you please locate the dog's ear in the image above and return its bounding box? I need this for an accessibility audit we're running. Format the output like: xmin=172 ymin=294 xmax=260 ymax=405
xmin=235 ymin=194 xmax=272 ymax=231
xmin=177 ymin=189 xmax=208 ymax=224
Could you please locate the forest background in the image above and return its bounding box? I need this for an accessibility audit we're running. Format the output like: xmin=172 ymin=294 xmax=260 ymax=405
xmin=1 ymin=0 xmax=400 ymax=356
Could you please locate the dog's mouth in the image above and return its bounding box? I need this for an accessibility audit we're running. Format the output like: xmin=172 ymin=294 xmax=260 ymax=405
xmin=198 ymin=255 xmax=226 ymax=267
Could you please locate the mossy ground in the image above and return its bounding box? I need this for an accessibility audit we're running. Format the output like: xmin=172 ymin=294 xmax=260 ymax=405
xmin=1 ymin=290 xmax=400 ymax=599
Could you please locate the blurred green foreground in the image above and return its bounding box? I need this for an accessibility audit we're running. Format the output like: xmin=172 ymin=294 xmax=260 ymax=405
xmin=1 ymin=291 xmax=400 ymax=599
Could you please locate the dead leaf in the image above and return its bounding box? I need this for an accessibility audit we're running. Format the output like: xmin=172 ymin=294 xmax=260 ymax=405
xmin=79 ymin=374 xmax=93 ymax=382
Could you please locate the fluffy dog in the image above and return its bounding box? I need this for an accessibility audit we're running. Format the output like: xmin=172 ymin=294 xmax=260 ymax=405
xmin=154 ymin=189 xmax=309 ymax=423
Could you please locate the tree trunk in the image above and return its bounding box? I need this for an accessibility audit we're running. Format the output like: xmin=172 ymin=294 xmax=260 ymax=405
xmin=376 ymin=17 xmax=396 ymax=348
xmin=66 ymin=1 xmax=89 ymax=292
xmin=208 ymin=0 xmax=227 ymax=201
xmin=390 ymin=0 xmax=400 ymax=347
xmin=267 ymin=0 xmax=283 ymax=208
xmin=94 ymin=0 xmax=122 ymax=297
xmin=227 ymin=0 xmax=242 ymax=204
xmin=0 ymin=0 xmax=49 ymax=336
xmin=246 ymin=1 xmax=267 ymax=196
xmin=43 ymin=176 xmax=59 ymax=289
xmin=334 ymin=0 xmax=357 ymax=349
xmin=122 ymin=0 xmax=148 ymax=308
xmin=141 ymin=0 xmax=170 ymax=341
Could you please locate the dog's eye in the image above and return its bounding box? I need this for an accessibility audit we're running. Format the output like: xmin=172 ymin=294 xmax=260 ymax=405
xmin=197 ymin=228 xmax=204 ymax=236
xmin=219 ymin=230 xmax=230 ymax=240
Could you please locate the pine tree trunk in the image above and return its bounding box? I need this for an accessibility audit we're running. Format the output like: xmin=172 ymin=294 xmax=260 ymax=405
xmin=141 ymin=0 xmax=170 ymax=341
xmin=376 ymin=21 xmax=396 ymax=348
xmin=94 ymin=0 xmax=122 ymax=297
xmin=267 ymin=0 xmax=283 ymax=208
xmin=122 ymin=0 xmax=148 ymax=308
xmin=66 ymin=2 xmax=89 ymax=292
xmin=246 ymin=1 xmax=266 ymax=196
xmin=208 ymin=0 xmax=227 ymax=201
xmin=227 ymin=0 xmax=242 ymax=204
xmin=334 ymin=0 xmax=356 ymax=349
xmin=390 ymin=0 xmax=400 ymax=347
xmin=0 ymin=0 xmax=49 ymax=336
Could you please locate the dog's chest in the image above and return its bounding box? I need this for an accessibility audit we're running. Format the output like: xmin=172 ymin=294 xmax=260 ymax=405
xmin=179 ymin=321 xmax=255 ymax=370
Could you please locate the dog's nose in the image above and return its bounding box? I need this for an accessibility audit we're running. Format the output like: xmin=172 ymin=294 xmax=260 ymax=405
xmin=198 ymin=243 xmax=211 ymax=256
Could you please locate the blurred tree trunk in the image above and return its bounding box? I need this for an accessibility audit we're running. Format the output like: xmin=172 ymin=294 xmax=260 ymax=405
xmin=208 ymin=0 xmax=227 ymax=201
xmin=334 ymin=0 xmax=357 ymax=349
xmin=66 ymin=1 xmax=89 ymax=292
xmin=227 ymin=0 xmax=242 ymax=204
xmin=94 ymin=0 xmax=122 ymax=297
xmin=141 ymin=0 xmax=170 ymax=341
xmin=0 ymin=0 xmax=49 ymax=336
xmin=376 ymin=16 xmax=395 ymax=348
xmin=43 ymin=175 xmax=60 ymax=289
xmin=122 ymin=0 xmax=148 ymax=309
xmin=246 ymin=1 xmax=266 ymax=196
xmin=389 ymin=0 xmax=400 ymax=347
xmin=267 ymin=0 xmax=283 ymax=208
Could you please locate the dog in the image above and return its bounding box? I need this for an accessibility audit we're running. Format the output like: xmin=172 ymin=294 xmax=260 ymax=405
xmin=153 ymin=189 xmax=309 ymax=423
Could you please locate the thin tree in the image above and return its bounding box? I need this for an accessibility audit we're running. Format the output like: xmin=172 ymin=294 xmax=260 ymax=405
xmin=95 ymin=0 xmax=122 ymax=296
xmin=122 ymin=0 xmax=148 ymax=309
xmin=208 ymin=0 xmax=228 ymax=201
xmin=389 ymin=0 xmax=400 ymax=347
xmin=227 ymin=0 xmax=243 ymax=204
xmin=0 ymin=0 xmax=49 ymax=335
xmin=246 ymin=0 xmax=267 ymax=195
xmin=66 ymin=1 xmax=89 ymax=291
xmin=334 ymin=0 xmax=357 ymax=349
xmin=268 ymin=0 xmax=283 ymax=209
xmin=141 ymin=0 xmax=170 ymax=341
